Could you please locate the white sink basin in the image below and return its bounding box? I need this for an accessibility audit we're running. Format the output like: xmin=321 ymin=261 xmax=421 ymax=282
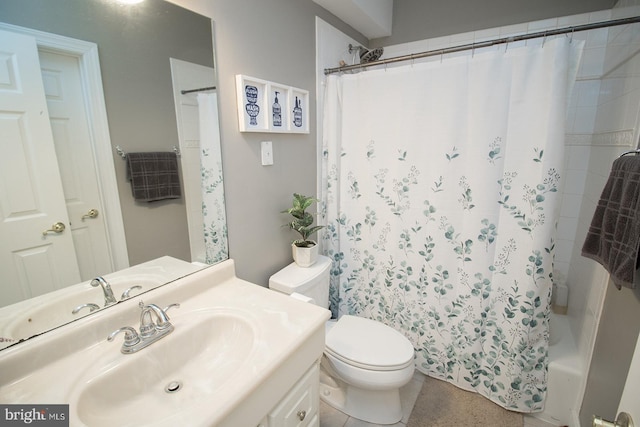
xmin=72 ymin=310 xmax=258 ymax=427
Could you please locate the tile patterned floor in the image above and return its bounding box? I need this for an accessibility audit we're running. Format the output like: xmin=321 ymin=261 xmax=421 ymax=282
xmin=319 ymin=371 xmax=559 ymax=427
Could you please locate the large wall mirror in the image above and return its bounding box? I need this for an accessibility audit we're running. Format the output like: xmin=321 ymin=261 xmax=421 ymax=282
xmin=0 ymin=0 xmax=227 ymax=350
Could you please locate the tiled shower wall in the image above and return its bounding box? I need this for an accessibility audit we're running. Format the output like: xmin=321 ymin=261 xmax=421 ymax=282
xmin=568 ymin=2 xmax=640 ymax=367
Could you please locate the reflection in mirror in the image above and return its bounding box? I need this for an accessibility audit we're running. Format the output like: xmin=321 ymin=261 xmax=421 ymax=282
xmin=0 ymin=0 xmax=227 ymax=349
xmin=0 ymin=257 xmax=207 ymax=351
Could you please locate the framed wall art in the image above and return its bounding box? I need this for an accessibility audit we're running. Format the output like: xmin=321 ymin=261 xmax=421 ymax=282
xmin=289 ymin=88 xmax=309 ymax=134
xmin=236 ymin=75 xmax=268 ymax=132
xmin=236 ymin=75 xmax=309 ymax=134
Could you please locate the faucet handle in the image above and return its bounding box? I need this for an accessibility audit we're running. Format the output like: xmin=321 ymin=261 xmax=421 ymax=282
xmin=108 ymin=326 xmax=140 ymax=349
xmin=163 ymin=303 xmax=180 ymax=314
xmin=71 ymin=303 xmax=100 ymax=315
xmin=121 ymin=285 xmax=143 ymax=300
xmin=137 ymin=301 xmax=180 ymax=314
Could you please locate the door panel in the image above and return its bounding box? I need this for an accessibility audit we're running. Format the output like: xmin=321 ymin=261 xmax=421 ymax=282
xmin=39 ymin=50 xmax=113 ymax=279
xmin=617 ymin=318 xmax=640 ymax=424
xmin=0 ymin=30 xmax=81 ymax=305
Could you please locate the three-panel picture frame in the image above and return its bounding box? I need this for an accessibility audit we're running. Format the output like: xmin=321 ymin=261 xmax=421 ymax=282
xmin=236 ymin=75 xmax=309 ymax=134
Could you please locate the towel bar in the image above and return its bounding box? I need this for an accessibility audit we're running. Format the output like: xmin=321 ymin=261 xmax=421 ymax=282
xmin=115 ymin=145 xmax=181 ymax=159
xmin=618 ymin=148 xmax=640 ymax=158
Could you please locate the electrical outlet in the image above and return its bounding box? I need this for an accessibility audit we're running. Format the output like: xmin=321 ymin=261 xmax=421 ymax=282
xmin=261 ymin=141 xmax=273 ymax=166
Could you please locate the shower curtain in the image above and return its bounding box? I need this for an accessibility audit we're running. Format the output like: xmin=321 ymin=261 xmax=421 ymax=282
xmin=321 ymin=38 xmax=582 ymax=412
xmin=197 ymin=93 xmax=228 ymax=264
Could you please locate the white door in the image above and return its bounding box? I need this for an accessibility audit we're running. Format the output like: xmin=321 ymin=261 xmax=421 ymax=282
xmin=617 ymin=331 xmax=640 ymax=425
xmin=0 ymin=30 xmax=81 ymax=305
xmin=39 ymin=50 xmax=113 ymax=280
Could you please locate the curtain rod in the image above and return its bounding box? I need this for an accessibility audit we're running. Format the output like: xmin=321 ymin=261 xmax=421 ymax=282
xmin=180 ymin=85 xmax=216 ymax=95
xmin=324 ymin=16 xmax=640 ymax=75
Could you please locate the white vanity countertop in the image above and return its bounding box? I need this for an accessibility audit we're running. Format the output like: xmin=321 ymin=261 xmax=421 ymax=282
xmin=0 ymin=259 xmax=330 ymax=426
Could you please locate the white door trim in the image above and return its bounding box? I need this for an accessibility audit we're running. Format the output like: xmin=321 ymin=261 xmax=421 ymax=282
xmin=0 ymin=22 xmax=129 ymax=271
xmin=170 ymin=58 xmax=217 ymax=263
xmin=617 ymin=329 xmax=640 ymax=423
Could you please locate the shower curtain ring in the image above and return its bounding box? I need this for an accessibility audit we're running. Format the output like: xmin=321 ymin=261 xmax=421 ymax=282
xmin=542 ymin=31 xmax=548 ymax=47
xmin=504 ymin=36 xmax=514 ymax=53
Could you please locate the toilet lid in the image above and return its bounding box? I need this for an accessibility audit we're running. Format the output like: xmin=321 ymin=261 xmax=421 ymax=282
xmin=325 ymin=315 xmax=414 ymax=371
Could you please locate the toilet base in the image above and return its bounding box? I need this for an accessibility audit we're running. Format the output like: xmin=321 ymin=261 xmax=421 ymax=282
xmin=319 ymin=364 xmax=403 ymax=425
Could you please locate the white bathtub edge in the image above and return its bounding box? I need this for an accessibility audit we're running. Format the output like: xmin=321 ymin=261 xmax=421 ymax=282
xmin=532 ymin=313 xmax=584 ymax=426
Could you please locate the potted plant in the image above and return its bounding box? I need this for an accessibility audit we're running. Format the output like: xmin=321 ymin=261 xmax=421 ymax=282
xmin=283 ymin=193 xmax=324 ymax=267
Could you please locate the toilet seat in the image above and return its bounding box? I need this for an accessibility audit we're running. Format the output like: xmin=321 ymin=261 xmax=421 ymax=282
xmin=325 ymin=315 xmax=414 ymax=371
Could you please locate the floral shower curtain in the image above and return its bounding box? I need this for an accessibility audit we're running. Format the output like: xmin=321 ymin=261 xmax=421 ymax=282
xmin=321 ymin=38 xmax=582 ymax=412
xmin=197 ymin=93 xmax=228 ymax=264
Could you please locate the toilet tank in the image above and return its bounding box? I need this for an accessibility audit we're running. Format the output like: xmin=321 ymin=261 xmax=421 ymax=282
xmin=269 ymin=255 xmax=332 ymax=309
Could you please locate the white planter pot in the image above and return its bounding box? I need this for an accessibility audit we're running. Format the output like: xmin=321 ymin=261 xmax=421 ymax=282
xmin=292 ymin=241 xmax=318 ymax=267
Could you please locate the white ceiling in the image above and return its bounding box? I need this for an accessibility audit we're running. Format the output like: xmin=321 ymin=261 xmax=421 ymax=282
xmin=313 ymin=0 xmax=393 ymax=39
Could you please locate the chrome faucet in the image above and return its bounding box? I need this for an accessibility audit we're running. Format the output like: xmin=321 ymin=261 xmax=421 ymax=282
xmin=108 ymin=301 xmax=180 ymax=354
xmin=91 ymin=276 xmax=117 ymax=306
xmin=139 ymin=303 xmax=172 ymax=338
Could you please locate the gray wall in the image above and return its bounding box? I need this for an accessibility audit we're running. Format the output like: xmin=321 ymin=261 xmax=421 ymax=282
xmin=0 ymin=0 xmax=214 ymax=266
xmin=371 ymin=0 xmax=616 ymax=47
xmin=170 ymin=0 xmax=366 ymax=286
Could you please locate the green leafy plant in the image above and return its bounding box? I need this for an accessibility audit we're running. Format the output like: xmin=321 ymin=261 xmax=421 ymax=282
xmin=283 ymin=193 xmax=324 ymax=248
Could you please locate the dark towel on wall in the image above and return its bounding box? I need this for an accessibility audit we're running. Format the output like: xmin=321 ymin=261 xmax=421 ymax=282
xmin=582 ymin=155 xmax=640 ymax=289
xmin=126 ymin=152 xmax=181 ymax=202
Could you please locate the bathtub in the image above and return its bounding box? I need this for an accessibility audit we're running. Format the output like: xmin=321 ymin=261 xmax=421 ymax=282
xmin=531 ymin=313 xmax=584 ymax=426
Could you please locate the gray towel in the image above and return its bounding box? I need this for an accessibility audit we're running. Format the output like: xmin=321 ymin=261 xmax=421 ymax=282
xmin=126 ymin=152 xmax=181 ymax=202
xmin=582 ymin=155 xmax=640 ymax=289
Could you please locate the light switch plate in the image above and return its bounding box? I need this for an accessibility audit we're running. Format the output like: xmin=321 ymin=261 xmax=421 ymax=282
xmin=261 ymin=140 xmax=273 ymax=166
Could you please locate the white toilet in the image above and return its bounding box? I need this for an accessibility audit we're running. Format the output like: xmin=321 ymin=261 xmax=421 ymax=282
xmin=269 ymin=255 xmax=415 ymax=425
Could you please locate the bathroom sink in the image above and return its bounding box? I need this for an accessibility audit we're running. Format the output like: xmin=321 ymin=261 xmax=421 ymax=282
xmin=71 ymin=309 xmax=258 ymax=427
xmin=0 ymin=260 xmax=330 ymax=427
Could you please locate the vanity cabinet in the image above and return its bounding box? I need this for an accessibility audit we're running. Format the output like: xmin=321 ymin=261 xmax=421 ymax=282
xmin=258 ymin=362 xmax=320 ymax=427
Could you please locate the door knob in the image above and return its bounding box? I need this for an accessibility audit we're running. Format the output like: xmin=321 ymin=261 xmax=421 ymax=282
xmin=593 ymin=412 xmax=634 ymax=427
xmin=81 ymin=209 xmax=99 ymax=220
xmin=42 ymin=222 xmax=66 ymax=235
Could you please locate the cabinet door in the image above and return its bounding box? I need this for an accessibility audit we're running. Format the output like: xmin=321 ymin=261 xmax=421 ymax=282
xmin=306 ymin=414 xmax=319 ymax=427
xmin=268 ymin=363 xmax=319 ymax=427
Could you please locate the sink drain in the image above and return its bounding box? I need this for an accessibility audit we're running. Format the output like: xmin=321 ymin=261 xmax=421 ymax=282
xmin=165 ymin=380 xmax=182 ymax=393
